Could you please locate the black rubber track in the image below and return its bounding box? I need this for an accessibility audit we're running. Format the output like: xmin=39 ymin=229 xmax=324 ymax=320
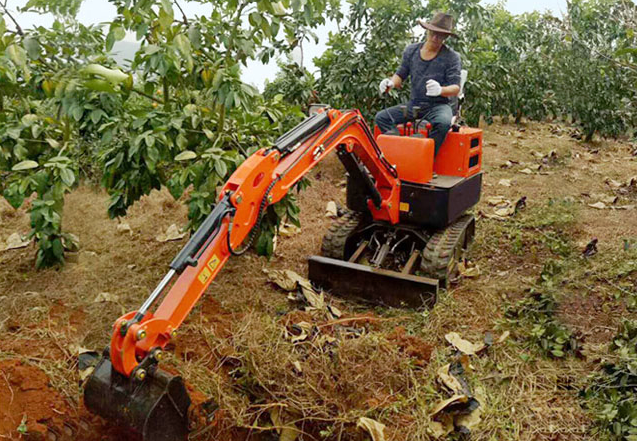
xmin=320 ymin=210 xmax=364 ymax=260
xmin=420 ymin=214 xmax=475 ymax=283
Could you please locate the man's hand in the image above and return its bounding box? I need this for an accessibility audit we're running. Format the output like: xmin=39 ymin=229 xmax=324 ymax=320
xmin=426 ymin=79 xmax=442 ymax=97
xmin=379 ymin=78 xmax=394 ymax=95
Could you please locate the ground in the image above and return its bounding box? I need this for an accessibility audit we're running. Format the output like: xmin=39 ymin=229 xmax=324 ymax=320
xmin=0 ymin=120 xmax=636 ymax=440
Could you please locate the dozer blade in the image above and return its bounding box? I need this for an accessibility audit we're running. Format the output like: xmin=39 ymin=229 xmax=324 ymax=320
xmin=308 ymin=255 xmax=438 ymax=308
xmin=84 ymin=355 xmax=191 ymax=441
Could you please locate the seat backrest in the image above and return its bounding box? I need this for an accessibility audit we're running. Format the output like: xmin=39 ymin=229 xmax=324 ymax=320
xmin=376 ymin=134 xmax=434 ymax=184
xmin=450 ymin=69 xmax=468 ymax=117
xmin=458 ymin=69 xmax=468 ymax=100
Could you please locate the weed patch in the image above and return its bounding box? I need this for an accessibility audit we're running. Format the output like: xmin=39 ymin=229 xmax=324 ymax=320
xmin=504 ymin=290 xmax=580 ymax=358
xmin=582 ymin=320 xmax=637 ymax=440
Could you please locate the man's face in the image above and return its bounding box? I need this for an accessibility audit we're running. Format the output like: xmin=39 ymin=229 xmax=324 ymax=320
xmin=427 ymin=30 xmax=449 ymax=48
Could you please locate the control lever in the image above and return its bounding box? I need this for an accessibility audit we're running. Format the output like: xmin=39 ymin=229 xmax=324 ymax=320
xmin=412 ymin=106 xmax=421 ymax=135
xmin=400 ymin=105 xmax=408 ymax=135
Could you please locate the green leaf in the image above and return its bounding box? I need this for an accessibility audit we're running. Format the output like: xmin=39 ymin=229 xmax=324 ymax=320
xmin=0 ymin=15 xmax=6 ymax=35
xmin=112 ymin=25 xmax=126 ymax=41
xmin=105 ymin=31 xmax=115 ymax=52
xmin=256 ymin=229 xmax=274 ymax=257
xmin=60 ymin=168 xmax=75 ymax=187
xmin=12 ymin=160 xmax=39 ymax=171
xmin=145 ymin=44 xmax=161 ymax=55
xmin=23 ymin=36 xmax=40 ymax=59
xmin=17 ymin=415 xmax=27 ymax=434
xmin=167 ymin=176 xmax=184 ymax=200
xmin=176 ymin=133 xmax=188 ymax=149
xmin=84 ymin=64 xmax=128 ymax=84
xmin=90 ymin=109 xmax=105 ymax=124
xmin=174 ymin=34 xmax=191 ymax=57
xmin=52 ymin=238 xmax=64 ymax=259
xmin=249 ymin=12 xmax=262 ymax=27
xmin=175 ymin=150 xmax=197 ymax=161
xmin=158 ymin=8 xmax=173 ymax=31
xmin=7 ymin=126 xmax=21 ymax=140
xmin=21 ymin=114 xmax=38 ymax=127
xmin=214 ymin=159 xmax=227 ymax=177
xmin=160 ymin=0 xmax=173 ymax=13
xmin=188 ymin=26 xmax=201 ymax=49
xmin=7 ymin=44 xmax=27 ymax=68
xmin=3 ymin=184 xmax=25 ymax=209
xmin=84 ymin=79 xmax=116 ymax=93
xmin=147 ymin=145 xmax=159 ymax=164
xmin=272 ymin=1 xmax=287 ymax=15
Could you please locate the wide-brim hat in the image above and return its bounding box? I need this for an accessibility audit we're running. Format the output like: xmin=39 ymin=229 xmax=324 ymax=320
xmin=418 ymin=12 xmax=458 ymax=38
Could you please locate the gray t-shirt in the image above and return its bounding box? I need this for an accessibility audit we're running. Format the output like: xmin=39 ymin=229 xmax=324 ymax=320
xmin=395 ymin=43 xmax=461 ymax=107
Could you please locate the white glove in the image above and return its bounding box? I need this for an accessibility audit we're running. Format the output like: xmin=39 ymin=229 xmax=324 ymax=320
xmin=379 ymin=78 xmax=394 ymax=95
xmin=426 ymin=79 xmax=442 ymax=97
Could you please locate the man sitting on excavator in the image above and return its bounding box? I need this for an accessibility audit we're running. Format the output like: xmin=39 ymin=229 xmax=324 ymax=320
xmin=376 ymin=12 xmax=461 ymax=156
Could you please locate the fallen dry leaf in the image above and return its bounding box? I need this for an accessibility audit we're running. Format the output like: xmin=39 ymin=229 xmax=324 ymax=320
xmin=156 ymin=224 xmax=186 ymax=242
xmin=325 ymin=201 xmax=338 ymax=218
xmin=3 ymin=232 xmax=30 ymax=251
xmin=605 ymin=177 xmax=623 ymax=189
xmin=458 ymin=261 xmax=481 ymax=278
xmin=428 ymin=417 xmax=454 ymax=438
xmin=279 ymin=223 xmax=301 ymax=238
xmin=265 ymin=269 xmax=305 ymax=291
xmin=497 ymin=331 xmax=510 ymax=344
xmin=445 ymin=332 xmax=485 ymax=355
xmin=531 ymin=150 xmax=544 ymax=159
xmin=356 ymin=417 xmax=386 ymax=441
xmin=116 ymin=223 xmax=132 ymax=234
xmin=498 ymin=179 xmax=512 ymax=187
xmin=519 ymin=168 xmax=533 ymax=175
xmin=269 ymin=407 xmax=299 ymax=441
xmin=455 ymin=389 xmax=485 ymax=433
xmin=493 ymin=205 xmax=515 ymax=217
xmin=437 ymin=364 xmax=465 ymax=394
xmin=298 ymin=279 xmax=325 ymax=310
xmin=588 ymin=202 xmax=607 ymax=210
xmin=94 ymin=292 xmax=119 ymax=303
xmin=487 ymin=196 xmax=507 ymax=206
xmin=431 ymin=394 xmax=469 ymax=418
xmin=290 ymin=321 xmax=313 ymax=343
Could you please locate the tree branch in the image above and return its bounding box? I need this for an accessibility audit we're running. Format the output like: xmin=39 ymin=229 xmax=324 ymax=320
xmin=131 ymin=88 xmax=165 ymax=104
xmin=1 ymin=0 xmax=24 ymax=36
xmin=173 ymin=0 xmax=188 ymax=26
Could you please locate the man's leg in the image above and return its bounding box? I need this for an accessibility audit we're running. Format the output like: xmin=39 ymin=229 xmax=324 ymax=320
xmin=375 ymin=104 xmax=411 ymax=133
xmin=423 ymin=104 xmax=453 ymax=155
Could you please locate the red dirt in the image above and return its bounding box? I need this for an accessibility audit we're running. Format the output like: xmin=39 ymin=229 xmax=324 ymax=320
xmin=387 ymin=326 xmax=433 ymax=367
xmin=0 ymin=360 xmax=72 ymax=440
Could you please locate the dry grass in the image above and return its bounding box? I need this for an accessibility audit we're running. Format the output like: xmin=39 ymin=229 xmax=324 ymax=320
xmin=0 ymin=120 xmax=636 ymax=440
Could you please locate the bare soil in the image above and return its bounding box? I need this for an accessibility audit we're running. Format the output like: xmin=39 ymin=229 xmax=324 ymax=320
xmin=0 ymin=120 xmax=636 ymax=440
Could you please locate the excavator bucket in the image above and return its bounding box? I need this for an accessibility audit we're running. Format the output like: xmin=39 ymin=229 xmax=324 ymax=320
xmin=84 ymin=355 xmax=191 ymax=441
xmin=308 ymin=256 xmax=438 ymax=308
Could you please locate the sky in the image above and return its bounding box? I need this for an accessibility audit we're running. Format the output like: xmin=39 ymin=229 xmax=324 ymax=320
xmin=3 ymin=0 xmax=567 ymax=90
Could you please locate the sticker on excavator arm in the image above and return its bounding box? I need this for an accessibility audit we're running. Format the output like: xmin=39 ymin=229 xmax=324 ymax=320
xmin=198 ymin=267 xmax=212 ymax=284
xmin=197 ymin=254 xmax=220 ymax=285
xmin=399 ymin=202 xmax=410 ymax=212
xmin=207 ymin=254 xmax=220 ymax=272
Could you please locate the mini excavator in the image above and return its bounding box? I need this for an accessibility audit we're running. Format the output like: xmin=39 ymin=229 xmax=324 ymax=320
xmin=84 ymin=100 xmax=483 ymax=440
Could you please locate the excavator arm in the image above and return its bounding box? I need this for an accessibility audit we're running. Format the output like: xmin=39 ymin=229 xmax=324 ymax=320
xmin=84 ymin=108 xmax=402 ymax=440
